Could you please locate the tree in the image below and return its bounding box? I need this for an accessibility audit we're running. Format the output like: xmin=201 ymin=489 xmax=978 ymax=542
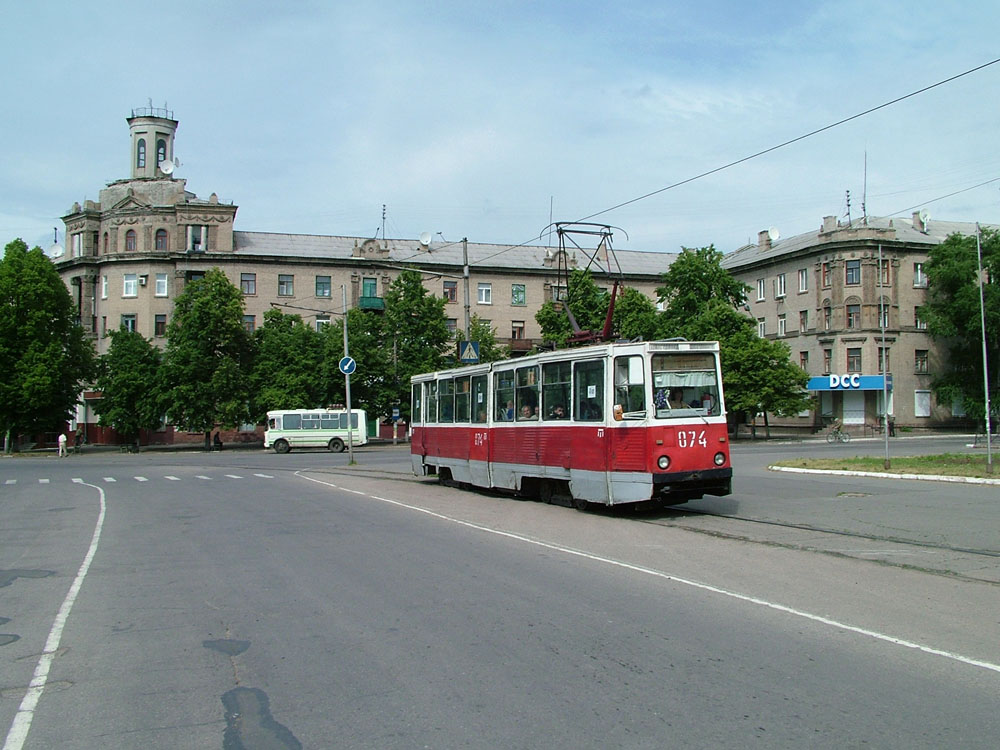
xmin=656 ymin=245 xmax=749 ymax=337
xmin=320 ymin=308 xmax=391 ymax=418
xmin=657 ymin=251 xmax=809 ymax=436
xmin=535 ymin=269 xmax=611 ymax=346
xmin=463 ymin=314 xmax=509 ymax=363
xmin=612 ymin=286 xmax=661 ymax=341
xmin=0 ymin=239 xmax=96 ymax=451
xmin=923 ymin=229 xmax=1000 ymax=422
xmin=93 ymin=328 xmax=163 ymax=444
xmin=160 ymin=268 xmax=252 ymax=446
xmin=248 ymin=309 xmax=325 ymax=421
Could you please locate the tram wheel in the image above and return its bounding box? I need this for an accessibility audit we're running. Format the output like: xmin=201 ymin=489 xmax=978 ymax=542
xmin=572 ymin=495 xmax=590 ymax=512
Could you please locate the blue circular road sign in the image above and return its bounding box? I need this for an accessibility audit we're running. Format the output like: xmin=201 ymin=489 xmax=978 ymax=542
xmin=338 ymin=356 xmax=357 ymax=375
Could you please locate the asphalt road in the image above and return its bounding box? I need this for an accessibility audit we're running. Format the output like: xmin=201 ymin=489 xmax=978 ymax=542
xmin=1 ymin=442 xmax=998 ymax=748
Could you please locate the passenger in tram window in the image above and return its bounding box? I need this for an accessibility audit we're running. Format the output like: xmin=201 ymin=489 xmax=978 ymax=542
xmin=501 ymin=400 xmax=514 ymax=420
xmin=668 ymin=388 xmax=689 ymax=409
xmin=548 ymin=404 xmax=567 ymax=420
xmin=519 ymin=404 xmax=537 ymax=420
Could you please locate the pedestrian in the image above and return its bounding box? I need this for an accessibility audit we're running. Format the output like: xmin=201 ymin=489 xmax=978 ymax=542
xmin=57 ymin=432 xmax=68 ymax=457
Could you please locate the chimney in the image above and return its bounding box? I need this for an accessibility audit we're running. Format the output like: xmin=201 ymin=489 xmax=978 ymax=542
xmin=758 ymin=229 xmax=771 ymax=251
xmin=822 ymin=215 xmax=838 ymax=233
xmin=912 ymin=211 xmax=924 ymax=232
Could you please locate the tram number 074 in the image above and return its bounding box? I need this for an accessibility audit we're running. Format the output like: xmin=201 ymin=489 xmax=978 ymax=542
xmin=677 ymin=430 xmax=708 ymax=448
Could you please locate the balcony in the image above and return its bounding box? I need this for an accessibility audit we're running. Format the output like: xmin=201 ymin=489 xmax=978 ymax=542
xmin=358 ymin=296 xmax=384 ymax=311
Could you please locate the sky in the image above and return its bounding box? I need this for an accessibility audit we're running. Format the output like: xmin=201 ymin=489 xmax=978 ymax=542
xmin=3 ymin=1 xmax=1000 ymax=256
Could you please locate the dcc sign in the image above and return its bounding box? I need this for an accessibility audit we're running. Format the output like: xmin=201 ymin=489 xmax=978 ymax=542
xmin=829 ymin=373 xmax=861 ymax=389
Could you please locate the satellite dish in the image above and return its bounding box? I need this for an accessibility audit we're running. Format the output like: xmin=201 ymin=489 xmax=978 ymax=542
xmin=919 ymin=210 xmax=930 ymax=224
xmin=159 ymin=159 xmax=175 ymax=174
xmin=45 ymin=227 xmax=63 ymax=258
xmin=767 ymin=227 xmax=780 ymax=241
xmin=419 ymin=231 xmax=431 ymax=247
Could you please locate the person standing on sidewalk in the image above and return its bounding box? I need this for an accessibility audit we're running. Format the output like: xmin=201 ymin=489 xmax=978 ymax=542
xmin=57 ymin=432 xmax=68 ymax=457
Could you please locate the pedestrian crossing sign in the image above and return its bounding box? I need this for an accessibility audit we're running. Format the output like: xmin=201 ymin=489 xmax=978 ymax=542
xmin=458 ymin=341 xmax=480 ymax=363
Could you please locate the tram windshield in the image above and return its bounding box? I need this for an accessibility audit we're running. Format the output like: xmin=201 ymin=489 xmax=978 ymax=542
xmin=651 ymin=352 xmax=721 ymax=418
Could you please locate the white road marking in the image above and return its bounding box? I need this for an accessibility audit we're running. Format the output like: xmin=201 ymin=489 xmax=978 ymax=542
xmin=103 ymin=477 xmax=116 ymax=483
xmin=5 ymin=479 xmax=16 ymax=485
xmin=296 ymin=471 xmax=1000 ymax=677
xmin=2 ymin=481 xmax=106 ymax=750
xmin=135 ymin=476 xmax=148 ymax=482
xmin=38 ymin=479 xmax=49 ymax=484
xmin=164 ymin=475 xmax=181 ymax=481
xmin=253 ymin=473 xmax=274 ymax=478
xmin=195 ymin=475 xmax=212 ymax=480
xmin=225 ymin=474 xmax=243 ymax=479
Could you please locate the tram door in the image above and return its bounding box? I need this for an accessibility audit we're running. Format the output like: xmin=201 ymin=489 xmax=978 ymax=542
xmin=569 ymin=359 xmax=609 ymax=501
xmin=467 ymin=374 xmax=491 ymax=487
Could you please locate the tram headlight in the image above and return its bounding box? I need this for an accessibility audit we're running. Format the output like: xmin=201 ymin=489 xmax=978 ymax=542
xmin=714 ymin=452 xmax=726 ymax=466
xmin=657 ymin=455 xmax=670 ymax=470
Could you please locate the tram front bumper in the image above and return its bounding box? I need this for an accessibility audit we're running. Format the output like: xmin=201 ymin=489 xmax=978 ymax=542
xmin=652 ymin=467 xmax=732 ymax=502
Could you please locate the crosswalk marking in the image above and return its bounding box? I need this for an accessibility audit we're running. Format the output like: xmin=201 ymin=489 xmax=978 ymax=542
xmin=104 ymin=477 xmax=116 ymax=483
xmin=195 ymin=475 xmax=212 ymax=480
xmin=225 ymin=474 xmax=243 ymax=479
xmin=39 ymin=478 xmax=50 ymax=484
xmin=6 ymin=478 xmax=16 ymax=485
xmin=164 ymin=475 xmax=181 ymax=481
xmin=135 ymin=476 xmax=148 ymax=482
xmin=254 ymin=473 xmax=274 ymax=478
xmin=7 ymin=473 xmax=279 ymax=485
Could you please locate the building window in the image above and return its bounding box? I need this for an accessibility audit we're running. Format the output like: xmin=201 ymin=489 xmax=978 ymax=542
xmin=188 ymin=225 xmax=205 ymax=252
xmin=845 ymin=259 xmax=861 ymax=285
xmin=823 ymin=348 xmax=832 ymax=374
xmin=155 ymin=229 xmax=168 ymax=250
xmin=477 ymin=282 xmax=492 ymax=305
xmin=446 ymin=318 xmax=458 ymax=333
xmin=846 ymin=303 xmax=861 ymax=329
xmin=443 ymin=280 xmax=458 ymax=302
xmin=756 ymin=278 xmax=765 ymax=301
xmin=823 ymin=303 xmax=832 ymax=331
xmin=757 ymin=318 xmax=766 ymax=337
xmin=123 ymin=274 xmax=138 ymax=297
xmin=120 ymin=314 xmax=137 ymax=332
xmin=71 ymin=233 xmax=82 ymax=258
xmin=914 ymin=306 xmax=926 ymax=329
xmin=913 ymin=262 xmax=927 ymax=288
xmin=278 ymin=274 xmax=294 ymax=296
xmin=101 ymin=316 xmax=107 ymax=336
xmin=243 ymin=315 xmax=255 ymax=333
xmin=799 ymin=351 xmax=809 ymax=371
xmin=512 ymin=320 xmax=525 ymax=339
xmin=136 ymin=138 xmax=146 ymax=169
xmin=915 ymin=349 xmax=929 ymax=373
xmin=847 ymin=347 xmax=862 ymax=373
xmin=315 ymin=316 xmax=331 ymax=332
xmin=878 ymin=259 xmax=891 ymax=286
xmin=103 ymin=232 xmax=109 ymax=254
xmin=241 ymin=273 xmax=256 ymax=295
xmin=512 ymin=283 xmax=526 ymax=306
xmin=777 ymin=314 xmax=786 ymax=337
xmin=798 ymin=268 xmax=808 ymax=293
xmin=799 ymin=309 xmax=808 ymax=331
xmin=314 ymin=275 xmax=331 ymax=298
xmin=101 ymin=275 xmax=108 ymax=299
xmin=878 ymin=347 xmax=890 ymax=373
xmin=915 ymin=390 xmax=932 ymax=418
xmin=774 ymin=273 xmax=786 ymax=298
xmin=821 ymin=262 xmax=831 ymax=288
xmin=362 ymin=277 xmax=377 ymax=298
xmin=155 ymin=273 xmax=168 ymax=297
xmin=877 ymin=298 xmax=890 ymax=328
xmin=156 ymin=139 xmax=166 ymax=165
xmin=125 ymin=230 xmax=137 ymax=252
xmin=154 ymin=314 xmax=167 ymax=337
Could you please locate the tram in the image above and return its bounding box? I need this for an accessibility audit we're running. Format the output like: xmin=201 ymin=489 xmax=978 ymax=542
xmin=410 ymin=340 xmax=732 ymax=509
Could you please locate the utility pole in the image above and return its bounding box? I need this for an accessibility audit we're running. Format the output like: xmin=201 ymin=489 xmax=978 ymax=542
xmin=342 ymin=285 xmax=355 ymax=465
xmin=463 ymin=237 xmax=471 ymax=339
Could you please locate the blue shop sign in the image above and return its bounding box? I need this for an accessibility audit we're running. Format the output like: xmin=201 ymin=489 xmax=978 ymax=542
xmin=807 ymin=374 xmax=892 ymax=391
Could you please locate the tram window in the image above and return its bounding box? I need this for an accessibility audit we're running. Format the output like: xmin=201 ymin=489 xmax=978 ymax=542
xmin=471 ymin=375 xmax=488 ymax=423
xmin=438 ymin=378 xmax=455 ymax=422
xmin=455 ymin=376 xmax=471 ymax=422
xmin=495 ymin=370 xmax=515 ymax=420
xmin=574 ymin=360 xmax=604 ymax=421
xmin=411 ymin=384 xmax=423 ymax=425
xmin=516 ymin=365 xmax=540 ymax=420
xmin=542 ymin=361 xmax=571 ymax=419
xmin=651 ymin=353 xmax=720 ymax=418
xmin=426 ymin=381 xmax=438 ymax=423
xmin=614 ymin=355 xmax=647 ymax=417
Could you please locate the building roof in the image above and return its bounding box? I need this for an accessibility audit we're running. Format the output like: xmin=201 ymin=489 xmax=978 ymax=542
xmin=233 ymin=231 xmax=678 ymax=278
xmin=721 ymin=215 xmax=996 ymax=270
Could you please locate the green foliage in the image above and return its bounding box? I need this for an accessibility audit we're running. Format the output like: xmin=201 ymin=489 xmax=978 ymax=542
xmin=924 ymin=229 xmax=1000 ymax=419
xmin=0 ymin=239 xmax=96 ymax=448
xmin=656 ymin=245 xmax=749 ymax=336
xmin=160 ymin=268 xmax=252 ymax=432
xmin=321 ymin=308 xmax=391 ymax=417
xmin=612 ymin=286 xmax=660 ymax=341
xmin=249 ymin=309 xmax=325 ymax=420
xmin=535 ymin=269 xmax=610 ymax=346
xmin=94 ymin=328 xmax=163 ymax=441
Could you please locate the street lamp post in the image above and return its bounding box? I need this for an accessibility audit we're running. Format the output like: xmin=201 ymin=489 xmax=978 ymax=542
xmin=975 ymin=225 xmax=993 ymax=473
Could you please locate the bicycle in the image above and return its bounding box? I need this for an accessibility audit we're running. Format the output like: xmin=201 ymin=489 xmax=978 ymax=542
xmin=826 ymin=424 xmax=851 ymax=443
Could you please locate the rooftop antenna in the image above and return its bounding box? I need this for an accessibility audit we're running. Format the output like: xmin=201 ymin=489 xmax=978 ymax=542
xmin=845 ymin=189 xmax=852 ymax=226
xmin=381 ymin=204 xmax=386 ymax=243
xmin=862 ymin=151 xmax=868 ymax=225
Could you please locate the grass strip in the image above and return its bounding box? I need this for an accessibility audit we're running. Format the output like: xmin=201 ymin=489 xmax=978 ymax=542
xmin=772 ymin=453 xmax=997 ymax=479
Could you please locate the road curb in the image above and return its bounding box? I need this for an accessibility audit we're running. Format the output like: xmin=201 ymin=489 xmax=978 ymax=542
xmin=768 ymin=464 xmax=1000 ymax=485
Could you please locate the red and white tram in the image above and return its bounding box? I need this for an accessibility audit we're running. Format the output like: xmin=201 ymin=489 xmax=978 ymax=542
xmin=410 ymin=340 xmax=732 ymax=509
